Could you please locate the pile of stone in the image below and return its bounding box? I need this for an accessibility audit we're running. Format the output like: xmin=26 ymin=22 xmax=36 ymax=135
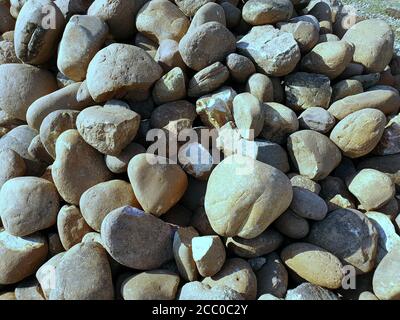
xmin=0 ymin=0 xmax=400 ymax=301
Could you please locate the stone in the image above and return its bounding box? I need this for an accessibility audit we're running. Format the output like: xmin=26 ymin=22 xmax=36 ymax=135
xmin=290 ymin=187 xmax=328 ymax=221
xmin=285 ymin=283 xmax=339 ymax=300
xmin=288 ymin=130 xmax=342 ymax=180
xmin=237 ymin=139 xmax=290 ymax=173
xmin=202 ymin=258 xmax=257 ymax=300
xmin=366 ymin=212 xmax=400 ymax=264
xmin=15 ymin=278 xmax=45 ymax=300
xmin=330 ymin=109 xmax=387 ymax=159
xmin=343 ymin=19 xmax=394 ymax=73
xmin=187 ymin=2 xmax=226 ymax=34
xmin=281 ymin=242 xmax=344 ymax=289
xmin=175 ymin=0 xmax=216 ymax=17
xmin=246 ymin=73 xmax=274 ymax=103
xmin=298 ymin=107 xmax=336 ymax=133
xmin=0 ymin=177 xmax=59 ymax=237
xmin=173 ymin=227 xmax=198 ymax=282
xmin=0 ymin=64 xmax=57 ymax=121
xmin=188 ymin=62 xmax=229 ymax=98
xmin=274 ymin=209 xmax=310 ymax=239
xmin=319 ymin=176 xmax=355 ymax=212
xmin=57 ymin=205 xmax=92 ymax=250
xmin=86 ymin=44 xmax=163 ymax=102
xmin=277 ymin=18 xmax=319 ymax=52
xmin=242 ymin=0 xmax=293 ymax=25
xmin=179 ymin=281 xmax=244 ymax=300
xmin=196 ymin=87 xmax=236 ymax=129
xmin=0 ymin=149 xmax=26 ymax=189
xmin=122 ymin=270 xmax=180 ymax=300
xmin=27 ymin=82 xmax=94 ymax=131
xmin=136 ymin=0 xmax=189 ymax=43
xmin=155 ymin=39 xmax=186 ymax=72
xmin=105 ymin=142 xmax=146 ymax=174
xmin=226 ymin=228 xmax=283 ymax=259
xmin=14 ymin=0 xmax=65 ymax=64
xmin=101 ymin=206 xmax=174 ymax=270
xmin=237 ymin=25 xmax=301 ymax=77
xmin=128 ymin=154 xmax=188 ymax=216
xmin=192 ymin=235 xmax=226 ymax=277
xmin=87 ymin=0 xmax=138 ymax=40
xmin=233 ymin=93 xmax=264 ymax=140
xmin=289 ymin=174 xmax=321 ymax=194
xmin=329 ymin=90 xmax=400 ymax=121
xmin=257 ymin=253 xmax=288 ymax=298
xmin=373 ymin=246 xmax=400 ymax=300
xmin=28 ymin=135 xmax=52 ymax=164
xmin=152 ymin=67 xmax=186 ymax=105
xmin=80 ymin=180 xmax=139 ymax=232
xmin=307 ymin=208 xmax=378 ymax=274
xmin=221 ymin=2 xmax=241 ymax=28
xmin=331 ymin=79 xmax=364 ymax=102
xmin=359 ymin=291 xmax=379 ymax=300
xmin=0 ymin=39 xmax=19 ymax=64
xmin=51 ymin=130 xmax=112 ymax=205
xmin=0 ymin=230 xmax=48 ymax=285
xmin=205 ymin=155 xmax=293 ymax=239
xmin=284 ymin=72 xmax=332 ymax=111
xmin=301 ymin=41 xmax=354 ymax=79
xmin=260 ymin=102 xmax=299 ymax=144
xmin=190 ymin=206 xmax=217 ymax=236
xmin=57 ymin=15 xmax=108 ymax=81
xmin=76 ymin=105 xmax=141 ymax=156
xmin=50 ymin=242 xmax=114 ymax=300
xmin=226 ymin=53 xmax=256 ymax=83
xmin=348 ymin=169 xmax=395 ymax=211
xmin=179 ymin=22 xmax=236 ymax=72
xmin=374 ymin=114 xmax=400 ymax=156
xmin=39 ymin=110 xmax=79 ymax=159
xmin=151 ymin=100 xmax=196 ymax=130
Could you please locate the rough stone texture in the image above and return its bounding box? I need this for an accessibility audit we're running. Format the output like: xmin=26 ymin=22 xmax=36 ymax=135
xmin=308 ymin=208 xmax=378 ymax=274
xmin=242 ymin=0 xmax=293 ymax=25
xmin=202 ymin=258 xmax=257 ymax=300
xmin=179 ymin=281 xmax=244 ymax=300
xmin=237 ymin=25 xmax=301 ymax=77
xmin=288 ymin=130 xmax=342 ymax=181
xmin=298 ymin=107 xmax=336 ymax=133
xmin=173 ymin=227 xmax=198 ymax=282
xmin=77 ymin=105 xmax=141 ymax=156
xmin=256 ymin=253 xmax=288 ymax=298
xmin=57 ymin=205 xmax=92 ymax=250
xmin=0 ymin=149 xmax=26 ymax=189
xmin=192 ymin=235 xmax=226 ymax=277
xmin=285 ymin=72 xmax=332 ymax=111
xmin=179 ymin=22 xmax=236 ymax=72
xmin=285 ymin=283 xmax=339 ymax=300
xmin=14 ymin=0 xmax=65 ymax=64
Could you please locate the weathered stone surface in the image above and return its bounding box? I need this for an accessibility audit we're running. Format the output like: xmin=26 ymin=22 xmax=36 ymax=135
xmin=308 ymin=208 xmax=378 ymax=274
xmin=237 ymin=25 xmax=301 ymax=77
xmin=288 ymin=130 xmax=342 ymax=181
